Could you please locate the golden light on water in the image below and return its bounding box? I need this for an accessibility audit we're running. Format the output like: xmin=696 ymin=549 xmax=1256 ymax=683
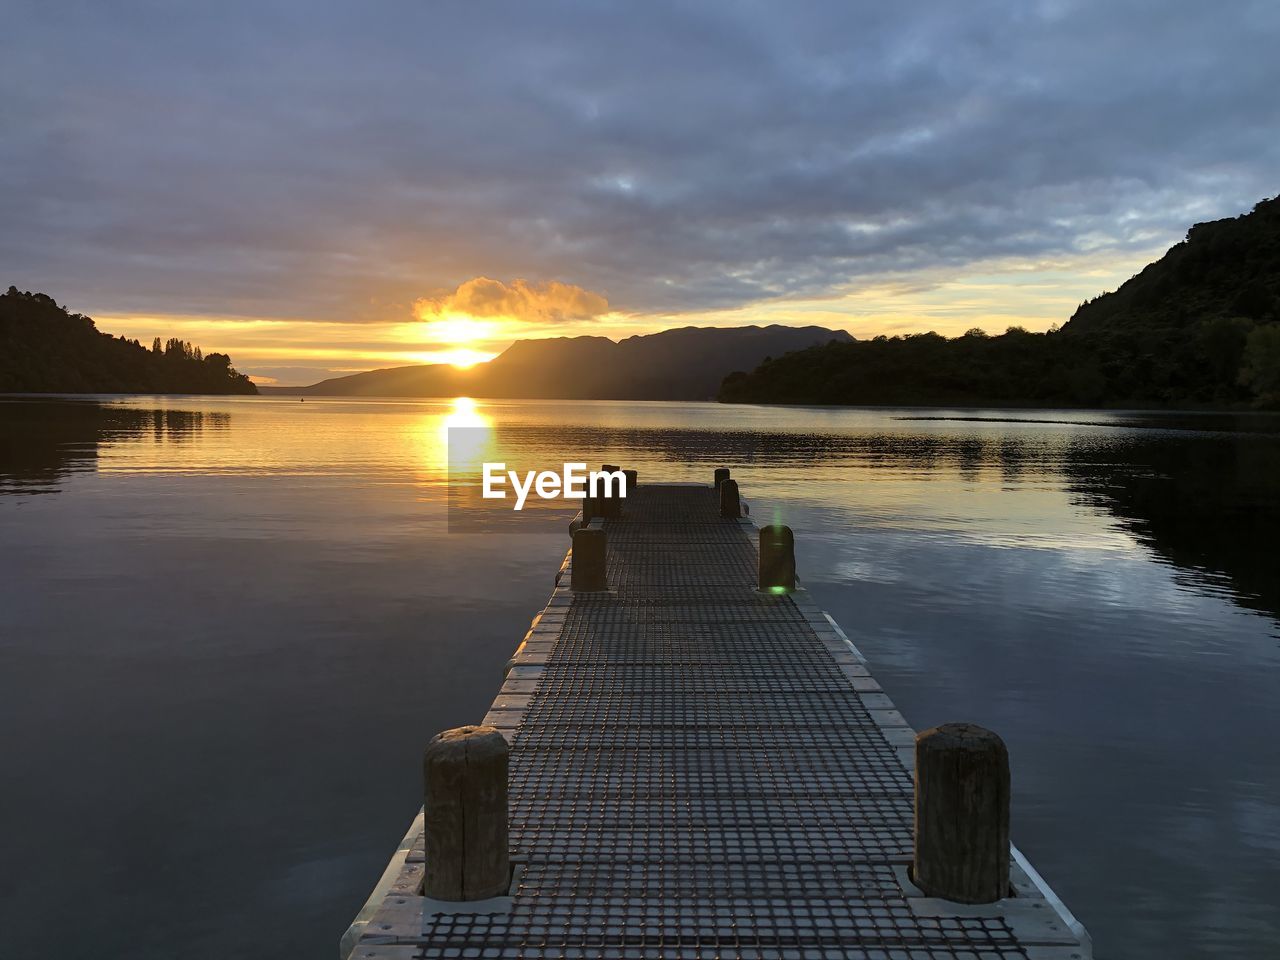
xmin=403 ymin=397 xmax=498 ymax=486
xmin=439 ymin=396 xmax=495 ymax=472
xmin=443 ymin=396 xmax=487 ymax=429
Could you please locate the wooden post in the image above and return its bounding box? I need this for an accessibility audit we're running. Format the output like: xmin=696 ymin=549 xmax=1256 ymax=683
xmin=571 ymin=526 xmax=608 ymax=591
xmin=422 ymin=725 xmax=510 ymax=901
xmin=719 ymin=477 xmax=741 ymax=518
xmin=622 ymin=468 xmax=638 ymax=493
xmin=596 ymin=466 xmax=623 ymax=519
xmin=581 ymin=494 xmax=599 ymax=523
xmin=913 ymin=722 xmax=1010 ymax=903
xmin=598 ymin=491 xmax=621 ymax=520
xmin=714 ymin=467 xmax=730 ymax=487
xmin=759 ymin=524 xmax=795 ymax=592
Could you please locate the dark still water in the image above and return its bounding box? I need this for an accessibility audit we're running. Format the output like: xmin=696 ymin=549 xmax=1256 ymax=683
xmin=2 ymin=396 xmax=1278 ymax=959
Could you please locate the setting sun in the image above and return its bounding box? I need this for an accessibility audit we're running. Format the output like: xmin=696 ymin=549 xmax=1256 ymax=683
xmin=404 ymin=347 xmax=497 ymax=368
xmin=409 ymin=313 xmax=502 ymax=368
xmin=440 ymin=348 xmax=493 ymax=369
xmin=416 ymin=312 xmax=500 ymax=344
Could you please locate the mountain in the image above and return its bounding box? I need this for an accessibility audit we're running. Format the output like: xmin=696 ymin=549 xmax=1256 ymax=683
xmin=1064 ymin=196 xmax=1280 ymax=333
xmin=720 ymin=196 xmax=1280 ymax=409
xmin=0 ymin=288 xmax=257 ymax=395
xmin=264 ymin=324 xmax=852 ymax=399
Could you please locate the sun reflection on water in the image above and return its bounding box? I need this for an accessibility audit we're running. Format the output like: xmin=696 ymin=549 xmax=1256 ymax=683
xmin=438 ymin=396 xmax=495 ymax=479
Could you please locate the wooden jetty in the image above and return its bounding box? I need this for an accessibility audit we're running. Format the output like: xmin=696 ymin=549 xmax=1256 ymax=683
xmin=342 ymin=475 xmax=1092 ymax=959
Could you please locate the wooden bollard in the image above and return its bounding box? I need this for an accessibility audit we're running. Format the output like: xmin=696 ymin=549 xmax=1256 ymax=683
xmin=913 ymin=723 xmax=1010 ymax=903
xmin=719 ymin=477 xmax=741 ymax=518
xmin=581 ymin=494 xmax=600 ymax=523
xmin=571 ymin=526 xmax=607 ymax=591
xmin=597 ymin=465 xmax=623 ymax=519
xmin=759 ymin=524 xmax=795 ymax=592
xmin=622 ymin=468 xmax=638 ymax=493
xmin=423 ymin=725 xmax=510 ymax=901
xmin=714 ymin=467 xmax=731 ymax=487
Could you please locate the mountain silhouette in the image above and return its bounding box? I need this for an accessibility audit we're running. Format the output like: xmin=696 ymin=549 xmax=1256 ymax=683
xmin=263 ymin=324 xmax=852 ymax=399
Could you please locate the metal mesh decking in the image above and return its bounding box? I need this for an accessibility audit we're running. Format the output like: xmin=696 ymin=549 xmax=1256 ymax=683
xmin=347 ymin=483 xmax=1090 ymax=960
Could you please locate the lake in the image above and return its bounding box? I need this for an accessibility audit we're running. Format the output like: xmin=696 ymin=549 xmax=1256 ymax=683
xmin=1 ymin=395 xmax=1278 ymax=959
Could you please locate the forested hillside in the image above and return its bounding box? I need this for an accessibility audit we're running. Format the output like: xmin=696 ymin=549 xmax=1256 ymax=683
xmin=0 ymin=288 xmax=257 ymax=395
xmin=721 ymin=197 xmax=1280 ymax=408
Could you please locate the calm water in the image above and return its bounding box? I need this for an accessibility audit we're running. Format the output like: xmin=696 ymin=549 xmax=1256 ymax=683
xmin=2 ymin=395 xmax=1278 ymax=959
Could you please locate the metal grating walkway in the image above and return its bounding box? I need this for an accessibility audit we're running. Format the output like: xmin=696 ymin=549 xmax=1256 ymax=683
xmin=344 ymin=483 xmax=1091 ymax=960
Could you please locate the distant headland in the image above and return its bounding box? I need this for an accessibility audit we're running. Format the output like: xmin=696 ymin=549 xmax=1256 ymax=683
xmin=720 ymin=196 xmax=1280 ymax=409
xmin=0 ymin=288 xmax=256 ymax=395
xmin=260 ymin=325 xmax=852 ymax=401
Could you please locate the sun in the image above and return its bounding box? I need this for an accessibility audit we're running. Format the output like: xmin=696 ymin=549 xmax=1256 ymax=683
xmin=421 ymin=314 xmax=501 ymax=368
xmin=428 ymin=314 xmax=490 ymax=343
xmin=404 ymin=346 xmax=498 ymax=368
xmin=398 ymin=312 xmax=501 ymax=368
xmin=438 ymin=348 xmax=492 ymax=369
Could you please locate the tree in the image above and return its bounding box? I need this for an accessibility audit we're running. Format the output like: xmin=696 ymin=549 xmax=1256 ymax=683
xmin=0 ymin=287 xmax=257 ymax=395
xmin=1238 ymin=324 xmax=1280 ymax=407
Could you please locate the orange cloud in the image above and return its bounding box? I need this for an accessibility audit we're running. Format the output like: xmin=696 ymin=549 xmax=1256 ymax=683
xmin=415 ymin=277 xmax=609 ymax=324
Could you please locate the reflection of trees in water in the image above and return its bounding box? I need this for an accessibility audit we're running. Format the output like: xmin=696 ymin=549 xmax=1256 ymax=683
xmin=1063 ymin=434 xmax=1280 ymax=623
xmin=485 ymin=418 xmax=1280 ymax=622
xmin=5 ymin=405 xmax=1275 ymax=622
xmin=0 ymin=400 xmax=229 ymax=494
xmin=145 ymin=407 xmax=226 ymax=444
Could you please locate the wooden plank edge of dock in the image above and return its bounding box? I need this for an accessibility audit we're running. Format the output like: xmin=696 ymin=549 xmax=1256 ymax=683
xmin=340 ymin=481 xmax=1093 ymax=960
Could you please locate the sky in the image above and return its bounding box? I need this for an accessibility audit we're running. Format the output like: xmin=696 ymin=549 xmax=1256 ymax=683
xmin=4 ymin=1 xmax=1278 ymax=385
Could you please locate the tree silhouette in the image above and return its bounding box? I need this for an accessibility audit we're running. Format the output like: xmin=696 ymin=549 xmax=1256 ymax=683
xmin=0 ymin=288 xmax=257 ymax=395
xmin=722 ymin=196 xmax=1280 ymax=410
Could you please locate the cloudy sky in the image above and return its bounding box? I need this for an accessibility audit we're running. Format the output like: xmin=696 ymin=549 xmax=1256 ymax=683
xmin=4 ymin=1 xmax=1277 ymax=384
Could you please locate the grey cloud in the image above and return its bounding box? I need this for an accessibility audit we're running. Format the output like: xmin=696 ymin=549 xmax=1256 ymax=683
xmin=2 ymin=0 xmax=1277 ymax=320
